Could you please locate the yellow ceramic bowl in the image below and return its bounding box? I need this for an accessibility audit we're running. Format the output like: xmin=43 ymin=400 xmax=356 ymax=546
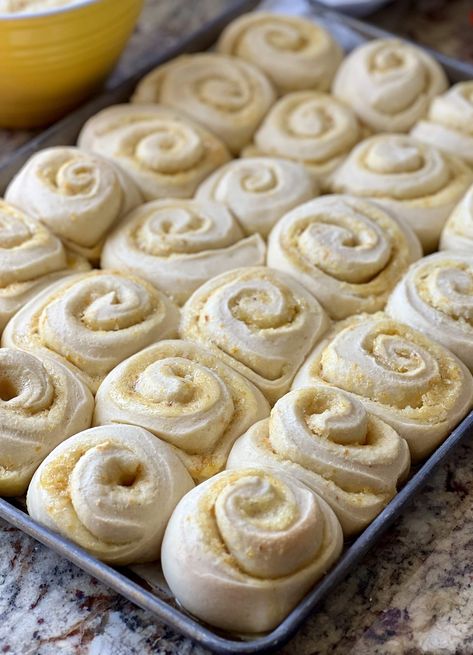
xmin=0 ymin=0 xmax=143 ymax=128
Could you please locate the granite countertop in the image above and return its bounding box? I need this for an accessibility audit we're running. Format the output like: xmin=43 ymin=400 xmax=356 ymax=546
xmin=1 ymin=1 xmax=473 ymax=654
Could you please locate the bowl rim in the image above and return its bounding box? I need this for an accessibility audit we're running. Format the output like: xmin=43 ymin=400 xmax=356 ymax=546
xmin=0 ymin=0 xmax=102 ymax=20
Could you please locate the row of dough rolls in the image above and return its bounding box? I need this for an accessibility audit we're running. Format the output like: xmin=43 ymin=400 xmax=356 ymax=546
xmin=2 ymin=132 xmax=470 ymax=334
xmin=134 ymin=14 xmax=450 ymax=140
xmin=26 ymin=425 xmax=343 ymax=632
xmin=5 ymin=150 xmax=470 ymax=343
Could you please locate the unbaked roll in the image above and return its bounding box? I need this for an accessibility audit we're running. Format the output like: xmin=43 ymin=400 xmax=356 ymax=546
xmin=78 ymin=104 xmax=231 ymax=201
xmin=332 ymin=39 xmax=448 ymax=132
xmin=440 ymin=184 xmax=473 ymax=252
xmin=180 ymin=266 xmax=330 ymax=404
xmin=27 ymin=424 xmax=194 ymax=565
xmin=0 ymin=200 xmax=89 ymax=334
xmin=244 ymin=91 xmax=363 ymax=188
xmin=2 ymin=270 xmax=179 ymax=393
xmin=330 ymin=134 xmax=473 ymax=252
xmin=217 ymin=12 xmax=342 ymax=95
xmin=293 ymin=313 xmax=473 ymax=460
xmin=94 ymin=340 xmax=270 ymax=482
xmin=386 ymin=252 xmax=473 ymax=371
xmin=5 ymin=147 xmax=141 ymax=262
xmin=131 ymin=53 xmax=276 ymax=154
xmin=411 ymin=82 xmax=473 ymax=166
xmin=228 ymin=385 xmax=410 ymax=535
xmin=161 ymin=467 xmax=343 ymax=633
xmin=101 ymin=199 xmax=266 ymax=305
xmin=0 ymin=348 xmax=93 ymax=496
xmin=195 ymin=157 xmax=317 ymax=238
xmin=268 ymin=195 xmax=422 ymax=319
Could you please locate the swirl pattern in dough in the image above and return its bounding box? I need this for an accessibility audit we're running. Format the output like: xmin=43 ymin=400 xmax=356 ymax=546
xmin=0 ymin=348 xmax=93 ymax=496
xmin=411 ymin=82 xmax=473 ymax=166
xmin=2 ymin=270 xmax=179 ymax=393
xmin=386 ymin=252 xmax=473 ymax=371
xmin=332 ymin=38 xmax=448 ymax=132
xmin=0 ymin=200 xmax=90 ymax=334
xmin=131 ymin=53 xmax=276 ymax=154
xmin=101 ymin=199 xmax=266 ymax=305
xmin=195 ymin=157 xmax=317 ymax=238
xmin=27 ymin=424 xmax=194 ymax=565
xmin=180 ymin=266 xmax=330 ymax=403
xmin=5 ymin=147 xmax=142 ymax=262
xmin=161 ymin=467 xmax=343 ymax=633
xmin=268 ymin=195 xmax=422 ymax=319
xmin=94 ymin=340 xmax=270 ymax=481
xmin=217 ymin=12 xmax=342 ymax=95
xmin=78 ymin=104 xmax=231 ymax=201
xmin=244 ymin=91 xmax=363 ymax=188
xmin=330 ymin=134 xmax=473 ymax=252
xmin=440 ymin=184 xmax=473 ymax=253
xmin=293 ymin=313 xmax=473 ymax=460
xmin=228 ymin=385 xmax=410 ymax=535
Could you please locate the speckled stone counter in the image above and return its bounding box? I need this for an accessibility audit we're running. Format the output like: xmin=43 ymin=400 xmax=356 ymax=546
xmin=1 ymin=1 xmax=473 ymax=654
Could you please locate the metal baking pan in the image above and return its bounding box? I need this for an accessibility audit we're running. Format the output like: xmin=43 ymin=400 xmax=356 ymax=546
xmin=1 ymin=2 xmax=473 ymax=653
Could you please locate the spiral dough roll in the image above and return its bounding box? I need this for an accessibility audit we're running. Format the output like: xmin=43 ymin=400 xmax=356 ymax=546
xmin=195 ymin=157 xmax=317 ymax=238
xmin=2 ymin=270 xmax=180 ymax=393
xmin=5 ymin=147 xmax=142 ymax=262
xmin=0 ymin=200 xmax=89 ymax=333
xmin=94 ymin=340 xmax=270 ymax=482
xmin=180 ymin=266 xmax=330 ymax=404
xmin=101 ymin=199 xmax=266 ymax=305
xmin=330 ymin=134 xmax=473 ymax=252
xmin=268 ymin=195 xmax=422 ymax=319
xmin=217 ymin=12 xmax=343 ymax=94
xmin=332 ymin=38 xmax=448 ymax=132
xmin=132 ymin=53 xmax=276 ymax=154
xmin=27 ymin=424 xmax=194 ymax=565
xmin=387 ymin=252 xmax=473 ymax=371
xmin=0 ymin=348 xmax=93 ymax=496
xmin=411 ymin=82 xmax=473 ymax=166
xmin=228 ymin=385 xmax=410 ymax=535
xmin=78 ymin=104 xmax=231 ymax=201
xmin=440 ymin=184 xmax=473 ymax=253
xmin=161 ymin=467 xmax=343 ymax=633
xmin=244 ymin=92 xmax=363 ymax=189
xmin=293 ymin=313 xmax=473 ymax=460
